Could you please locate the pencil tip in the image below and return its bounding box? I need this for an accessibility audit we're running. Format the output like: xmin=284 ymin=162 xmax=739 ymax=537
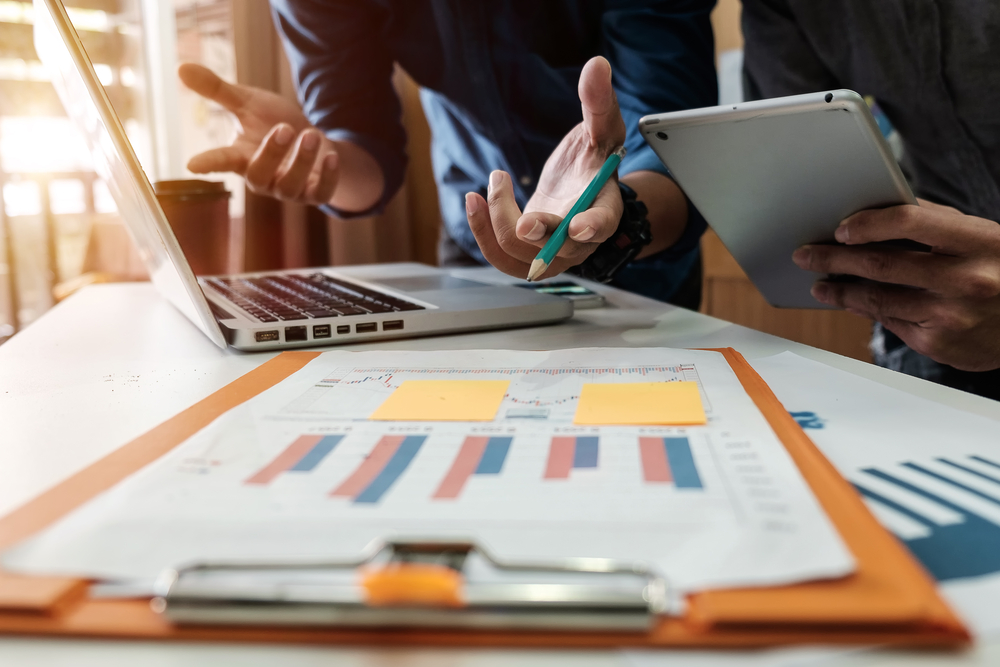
xmin=526 ymin=259 xmax=547 ymax=282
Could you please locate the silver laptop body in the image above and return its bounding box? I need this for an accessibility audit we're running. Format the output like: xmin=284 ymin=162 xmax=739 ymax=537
xmin=34 ymin=0 xmax=572 ymax=350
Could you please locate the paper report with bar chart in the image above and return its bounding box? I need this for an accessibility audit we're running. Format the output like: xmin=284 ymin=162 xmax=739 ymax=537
xmin=4 ymin=348 xmax=855 ymax=594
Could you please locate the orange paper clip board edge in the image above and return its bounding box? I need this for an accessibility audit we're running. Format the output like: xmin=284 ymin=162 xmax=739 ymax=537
xmin=0 ymin=351 xmax=321 ymax=611
xmin=0 ymin=349 xmax=969 ymax=649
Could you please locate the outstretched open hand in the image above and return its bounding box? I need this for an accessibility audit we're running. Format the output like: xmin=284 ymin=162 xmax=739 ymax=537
xmin=178 ymin=63 xmax=341 ymax=206
xmin=466 ymin=57 xmax=626 ymax=280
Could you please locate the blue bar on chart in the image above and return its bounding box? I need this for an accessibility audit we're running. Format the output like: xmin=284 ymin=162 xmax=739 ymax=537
xmin=476 ymin=437 xmax=512 ymax=474
xmin=638 ymin=436 xmax=703 ymax=488
xmin=852 ymin=454 xmax=1000 ymax=581
xmin=573 ymin=436 xmax=599 ymax=469
xmin=290 ymin=436 xmax=343 ymax=471
xmin=545 ymin=436 xmax=599 ymax=479
xmin=332 ymin=435 xmax=427 ymax=504
xmin=245 ymin=434 xmax=344 ymax=485
xmin=434 ymin=436 xmax=512 ymax=499
xmin=664 ymin=437 xmax=703 ymax=489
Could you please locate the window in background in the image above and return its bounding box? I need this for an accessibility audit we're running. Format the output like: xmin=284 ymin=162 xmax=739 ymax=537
xmin=173 ymin=0 xmax=243 ymax=222
xmin=0 ymin=0 xmax=154 ymax=341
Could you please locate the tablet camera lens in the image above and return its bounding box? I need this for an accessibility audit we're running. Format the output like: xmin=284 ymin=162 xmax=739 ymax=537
xmin=656 ymin=131 xmax=668 ymax=140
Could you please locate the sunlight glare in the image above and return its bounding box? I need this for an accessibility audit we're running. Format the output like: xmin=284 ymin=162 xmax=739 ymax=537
xmin=0 ymin=117 xmax=93 ymax=173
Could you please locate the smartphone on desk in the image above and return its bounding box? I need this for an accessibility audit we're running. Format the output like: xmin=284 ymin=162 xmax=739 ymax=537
xmin=515 ymin=281 xmax=607 ymax=309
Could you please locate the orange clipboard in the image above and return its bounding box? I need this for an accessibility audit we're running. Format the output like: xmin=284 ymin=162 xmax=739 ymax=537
xmin=0 ymin=349 xmax=970 ymax=648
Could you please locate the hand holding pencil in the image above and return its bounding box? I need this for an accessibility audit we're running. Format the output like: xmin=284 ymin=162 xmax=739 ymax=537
xmin=466 ymin=56 xmax=628 ymax=281
xmin=526 ymin=146 xmax=626 ymax=281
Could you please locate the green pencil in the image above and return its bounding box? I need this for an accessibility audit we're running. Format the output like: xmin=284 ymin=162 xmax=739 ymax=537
xmin=527 ymin=145 xmax=627 ymax=282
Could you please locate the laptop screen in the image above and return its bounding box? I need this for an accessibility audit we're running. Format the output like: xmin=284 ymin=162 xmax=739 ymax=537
xmin=32 ymin=0 xmax=227 ymax=348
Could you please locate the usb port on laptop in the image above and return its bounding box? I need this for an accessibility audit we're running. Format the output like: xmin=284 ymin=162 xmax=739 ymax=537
xmin=356 ymin=322 xmax=378 ymax=334
xmin=382 ymin=320 xmax=404 ymax=331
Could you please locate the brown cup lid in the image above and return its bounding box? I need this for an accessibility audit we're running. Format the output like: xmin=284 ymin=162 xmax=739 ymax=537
xmin=154 ymin=179 xmax=230 ymax=200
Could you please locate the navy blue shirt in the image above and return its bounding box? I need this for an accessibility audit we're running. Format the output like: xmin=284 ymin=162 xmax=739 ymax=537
xmin=270 ymin=0 xmax=717 ymax=300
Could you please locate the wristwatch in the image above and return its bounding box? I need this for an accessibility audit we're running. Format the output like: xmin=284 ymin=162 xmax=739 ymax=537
xmin=569 ymin=181 xmax=652 ymax=284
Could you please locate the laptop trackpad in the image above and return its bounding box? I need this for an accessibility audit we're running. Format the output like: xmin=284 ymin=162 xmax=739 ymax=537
xmin=375 ymin=275 xmax=486 ymax=293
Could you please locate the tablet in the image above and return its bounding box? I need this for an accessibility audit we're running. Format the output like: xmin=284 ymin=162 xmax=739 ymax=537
xmin=641 ymin=90 xmax=915 ymax=309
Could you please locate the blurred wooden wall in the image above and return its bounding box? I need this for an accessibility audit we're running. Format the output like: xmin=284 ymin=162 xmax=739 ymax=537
xmin=705 ymin=0 xmax=873 ymax=361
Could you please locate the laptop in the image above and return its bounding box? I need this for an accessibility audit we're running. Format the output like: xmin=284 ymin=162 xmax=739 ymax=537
xmin=33 ymin=0 xmax=572 ymax=350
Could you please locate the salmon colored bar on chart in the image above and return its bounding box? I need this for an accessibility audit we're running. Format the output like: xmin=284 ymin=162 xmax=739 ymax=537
xmin=245 ymin=435 xmax=323 ymax=485
xmin=544 ymin=436 xmax=576 ymax=479
xmin=331 ymin=435 xmax=405 ymax=497
xmin=639 ymin=436 xmax=673 ymax=483
xmin=434 ymin=437 xmax=489 ymax=499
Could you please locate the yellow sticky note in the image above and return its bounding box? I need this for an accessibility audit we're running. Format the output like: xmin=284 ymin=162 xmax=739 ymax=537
xmin=370 ymin=380 xmax=510 ymax=421
xmin=573 ymin=382 xmax=707 ymax=425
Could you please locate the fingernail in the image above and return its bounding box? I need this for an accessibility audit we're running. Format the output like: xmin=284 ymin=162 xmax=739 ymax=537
xmin=811 ymin=282 xmax=831 ymax=302
xmin=465 ymin=192 xmax=479 ymax=216
xmin=275 ymin=125 xmax=293 ymax=145
xmin=570 ymin=226 xmax=596 ymax=242
xmin=792 ymin=246 xmax=812 ymax=268
xmin=488 ymin=170 xmax=503 ymax=196
xmin=835 ymin=224 xmax=850 ymax=243
xmin=302 ymin=131 xmax=319 ymax=150
xmin=324 ymin=152 xmax=338 ymax=170
xmin=523 ymin=219 xmax=545 ymax=241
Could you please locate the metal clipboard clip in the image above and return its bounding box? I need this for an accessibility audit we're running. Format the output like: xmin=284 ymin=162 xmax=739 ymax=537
xmin=151 ymin=539 xmax=670 ymax=631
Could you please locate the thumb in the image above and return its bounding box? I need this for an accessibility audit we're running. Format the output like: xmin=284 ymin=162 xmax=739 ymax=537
xmin=178 ymin=62 xmax=249 ymax=114
xmin=578 ymin=56 xmax=626 ymax=153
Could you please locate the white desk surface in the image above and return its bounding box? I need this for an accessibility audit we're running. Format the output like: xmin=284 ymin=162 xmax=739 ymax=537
xmin=2 ymin=271 xmax=999 ymax=666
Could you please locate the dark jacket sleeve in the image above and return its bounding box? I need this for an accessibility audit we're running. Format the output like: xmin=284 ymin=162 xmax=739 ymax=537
xmin=270 ymin=0 xmax=406 ymax=219
xmin=741 ymin=0 xmax=840 ymax=100
xmin=602 ymin=0 xmax=718 ymax=257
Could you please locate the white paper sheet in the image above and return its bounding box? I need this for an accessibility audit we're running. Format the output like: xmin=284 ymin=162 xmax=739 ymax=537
xmin=3 ymin=348 xmax=852 ymax=594
xmin=751 ymin=352 xmax=1000 ymax=639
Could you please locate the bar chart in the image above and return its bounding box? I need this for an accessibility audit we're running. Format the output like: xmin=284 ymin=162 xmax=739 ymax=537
xmin=331 ymin=435 xmax=426 ymax=504
xmin=852 ymin=454 xmax=1000 ymax=581
xmin=433 ymin=436 xmax=512 ymax=499
xmin=544 ymin=436 xmax=599 ymax=479
xmin=245 ymin=435 xmax=344 ymax=485
xmin=638 ymin=436 xmax=704 ymax=489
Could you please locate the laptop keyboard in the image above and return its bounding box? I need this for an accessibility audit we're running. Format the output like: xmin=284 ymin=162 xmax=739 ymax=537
xmin=205 ymin=274 xmax=425 ymax=323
